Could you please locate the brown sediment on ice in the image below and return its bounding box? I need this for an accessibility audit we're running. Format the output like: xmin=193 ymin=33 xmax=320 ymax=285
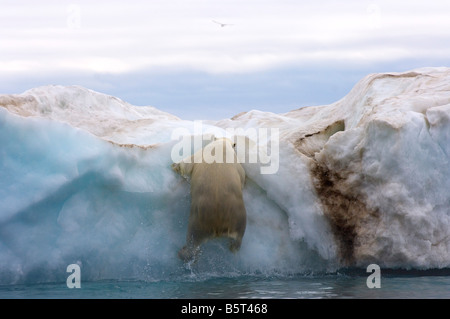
xmin=107 ymin=141 xmax=160 ymax=150
xmin=292 ymin=118 xmax=380 ymax=265
xmin=0 ymin=95 xmax=40 ymax=117
xmin=309 ymin=161 xmax=380 ymax=265
xmin=231 ymin=111 xmax=248 ymax=120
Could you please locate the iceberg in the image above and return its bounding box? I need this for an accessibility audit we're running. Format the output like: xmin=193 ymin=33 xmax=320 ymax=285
xmin=1 ymin=67 xmax=450 ymax=284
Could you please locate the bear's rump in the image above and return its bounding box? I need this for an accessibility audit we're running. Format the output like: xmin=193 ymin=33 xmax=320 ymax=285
xmin=189 ymin=196 xmax=246 ymax=238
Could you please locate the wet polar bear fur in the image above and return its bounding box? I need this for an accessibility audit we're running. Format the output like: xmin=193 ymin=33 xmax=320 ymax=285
xmin=172 ymin=137 xmax=247 ymax=263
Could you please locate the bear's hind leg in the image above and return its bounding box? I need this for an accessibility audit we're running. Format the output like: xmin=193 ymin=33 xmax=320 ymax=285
xmin=228 ymin=236 xmax=242 ymax=253
xmin=178 ymin=244 xmax=201 ymax=263
xmin=228 ymin=218 xmax=245 ymax=253
xmin=178 ymin=231 xmax=207 ymax=263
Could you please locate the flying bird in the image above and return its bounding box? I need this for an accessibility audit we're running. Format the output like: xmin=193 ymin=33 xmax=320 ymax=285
xmin=212 ymin=20 xmax=234 ymax=27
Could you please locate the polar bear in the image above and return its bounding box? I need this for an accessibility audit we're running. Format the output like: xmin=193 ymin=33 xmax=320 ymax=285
xmin=172 ymin=137 xmax=247 ymax=263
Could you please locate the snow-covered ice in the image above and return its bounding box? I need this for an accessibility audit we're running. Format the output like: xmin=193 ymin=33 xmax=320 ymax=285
xmin=1 ymin=68 xmax=450 ymax=284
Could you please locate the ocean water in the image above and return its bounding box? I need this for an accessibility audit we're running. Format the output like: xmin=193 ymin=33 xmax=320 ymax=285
xmin=1 ymin=271 xmax=449 ymax=299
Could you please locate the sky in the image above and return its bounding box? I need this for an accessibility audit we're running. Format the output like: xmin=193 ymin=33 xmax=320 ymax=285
xmin=1 ymin=0 xmax=450 ymax=120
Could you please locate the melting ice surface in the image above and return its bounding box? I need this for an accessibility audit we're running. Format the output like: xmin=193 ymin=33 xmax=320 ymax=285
xmin=1 ymin=68 xmax=450 ymax=285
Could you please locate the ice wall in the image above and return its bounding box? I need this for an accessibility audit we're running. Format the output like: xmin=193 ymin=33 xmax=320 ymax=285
xmin=1 ymin=67 xmax=450 ymax=284
xmin=0 ymin=96 xmax=329 ymax=285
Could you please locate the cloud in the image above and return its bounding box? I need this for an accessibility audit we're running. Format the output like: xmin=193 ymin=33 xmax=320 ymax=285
xmin=1 ymin=0 xmax=450 ymax=76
